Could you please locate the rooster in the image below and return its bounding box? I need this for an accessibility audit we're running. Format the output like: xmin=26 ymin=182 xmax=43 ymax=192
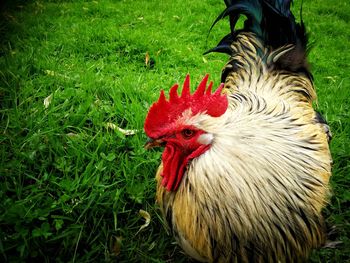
xmin=144 ymin=0 xmax=332 ymax=262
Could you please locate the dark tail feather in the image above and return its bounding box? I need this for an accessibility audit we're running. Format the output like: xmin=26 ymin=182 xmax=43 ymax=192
xmin=203 ymin=34 xmax=234 ymax=55
xmin=206 ymin=0 xmax=310 ymax=74
xmin=261 ymin=0 xmax=308 ymax=51
xmin=208 ymin=0 xmax=262 ymax=37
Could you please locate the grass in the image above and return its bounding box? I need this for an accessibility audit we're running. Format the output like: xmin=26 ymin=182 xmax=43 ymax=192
xmin=0 ymin=0 xmax=349 ymax=262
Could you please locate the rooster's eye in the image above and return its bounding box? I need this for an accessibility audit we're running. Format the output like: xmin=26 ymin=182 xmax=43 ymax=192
xmin=181 ymin=129 xmax=195 ymax=139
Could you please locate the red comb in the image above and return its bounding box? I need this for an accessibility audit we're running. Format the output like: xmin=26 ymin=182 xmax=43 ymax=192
xmin=144 ymin=74 xmax=228 ymax=138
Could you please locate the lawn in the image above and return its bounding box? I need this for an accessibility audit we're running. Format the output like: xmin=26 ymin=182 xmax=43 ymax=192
xmin=0 ymin=0 xmax=349 ymax=262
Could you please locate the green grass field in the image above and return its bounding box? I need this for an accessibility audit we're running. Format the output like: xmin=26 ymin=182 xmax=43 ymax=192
xmin=1 ymin=0 xmax=349 ymax=262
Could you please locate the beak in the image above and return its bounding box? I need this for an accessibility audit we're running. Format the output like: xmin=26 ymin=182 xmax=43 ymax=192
xmin=144 ymin=137 xmax=164 ymax=150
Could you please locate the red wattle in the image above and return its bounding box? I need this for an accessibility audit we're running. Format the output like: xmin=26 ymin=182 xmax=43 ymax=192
xmin=161 ymin=144 xmax=186 ymax=191
xmin=161 ymin=143 xmax=210 ymax=191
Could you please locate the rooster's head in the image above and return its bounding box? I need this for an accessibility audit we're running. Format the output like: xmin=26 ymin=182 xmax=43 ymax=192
xmin=144 ymin=75 xmax=228 ymax=191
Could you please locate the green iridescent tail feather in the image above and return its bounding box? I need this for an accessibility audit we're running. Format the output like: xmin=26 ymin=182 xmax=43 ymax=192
xmin=206 ymin=0 xmax=309 ymax=75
